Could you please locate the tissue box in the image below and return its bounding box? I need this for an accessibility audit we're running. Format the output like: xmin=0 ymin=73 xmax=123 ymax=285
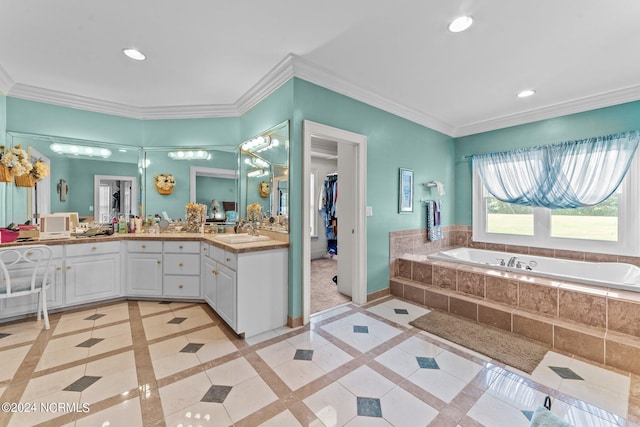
xmin=18 ymin=224 xmax=40 ymax=239
xmin=0 ymin=229 xmax=19 ymax=243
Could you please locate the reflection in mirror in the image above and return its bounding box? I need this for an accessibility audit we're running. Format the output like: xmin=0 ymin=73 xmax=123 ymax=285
xmin=189 ymin=166 xmax=238 ymax=222
xmin=94 ymin=175 xmax=138 ymax=224
xmin=4 ymin=132 xmax=141 ymax=226
xmin=239 ymin=121 xmax=289 ymax=232
xmin=143 ymin=147 xmax=238 ymax=222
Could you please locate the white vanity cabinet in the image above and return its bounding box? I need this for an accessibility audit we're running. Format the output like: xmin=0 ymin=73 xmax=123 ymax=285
xmin=202 ymin=243 xmax=237 ymax=329
xmin=162 ymin=241 xmax=201 ymax=298
xmin=0 ymin=245 xmax=65 ymax=318
xmin=126 ymin=241 xmax=163 ymax=296
xmin=202 ymin=242 xmax=287 ymax=337
xmin=64 ymin=241 xmax=121 ymax=305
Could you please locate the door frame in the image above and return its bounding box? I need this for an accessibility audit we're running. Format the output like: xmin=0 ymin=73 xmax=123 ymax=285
xmin=302 ymin=120 xmax=367 ymax=324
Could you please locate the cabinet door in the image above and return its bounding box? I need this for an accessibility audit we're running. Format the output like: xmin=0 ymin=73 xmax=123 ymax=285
xmin=66 ymin=254 xmax=120 ymax=305
xmin=0 ymin=259 xmax=64 ymax=317
xmin=216 ymin=264 xmax=236 ymax=330
xmin=127 ymin=253 xmax=162 ymax=296
xmin=202 ymin=257 xmax=217 ymax=308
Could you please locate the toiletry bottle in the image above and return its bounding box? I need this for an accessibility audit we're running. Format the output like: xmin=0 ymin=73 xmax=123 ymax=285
xmin=112 ymin=216 xmax=118 ymax=233
xmin=119 ymin=216 xmax=127 ymax=234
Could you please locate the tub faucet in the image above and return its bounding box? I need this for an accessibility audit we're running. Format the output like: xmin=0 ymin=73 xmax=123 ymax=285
xmin=507 ymin=256 xmax=518 ymax=267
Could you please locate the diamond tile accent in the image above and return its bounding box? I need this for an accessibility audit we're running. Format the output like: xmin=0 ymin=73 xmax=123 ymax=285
xmin=84 ymin=314 xmax=106 ymax=321
xmin=201 ymin=385 xmax=233 ymax=403
xmin=76 ymin=338 xmax=104 ymax=348
xmin=0 ymin=333 xmax=12 ymax=340
xmin=394 ymin=308 xmax=409 ymax=314
xmin=353 ymin=325 xmax=369 ymax=334
xmin=357 ymin=397 xmax=382 ymax=417
xmin=168 ymin=317 xmax=187 ymax=324
xmin=549 ymin=366 xmax=584 ymax=380
xmin=63 ymin=376 xmax=102 ymax=392
xmin=293 ymin=349 xmax=314 ymax=361
xmin=180 ymin=343 xmax=204 ymax=353
xmin=416 ymin=356 xmax=439 ymax=369
xmin=159 ymin=301 xmax=173 ymax=304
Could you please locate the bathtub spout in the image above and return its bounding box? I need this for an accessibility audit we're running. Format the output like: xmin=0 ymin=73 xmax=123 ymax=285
xmin=507 ymin=256 xmax=518 ymax=267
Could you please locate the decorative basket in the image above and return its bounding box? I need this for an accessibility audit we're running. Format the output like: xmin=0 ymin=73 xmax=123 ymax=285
xmin=156 ymin=186 xmax=173 ymax=195
xmin=0 ymin=164 xmax=13 ymax=183
xmin=15 ymin=173 xmax=36 ymax=188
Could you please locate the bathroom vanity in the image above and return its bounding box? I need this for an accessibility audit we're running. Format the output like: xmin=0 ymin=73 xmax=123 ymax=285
xmin=0 ymin=233 xmax=289 ymax=338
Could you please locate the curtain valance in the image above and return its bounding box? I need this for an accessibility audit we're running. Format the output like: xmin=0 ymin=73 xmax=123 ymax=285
xmin=471 ymin=131 xmax=640 ymax=209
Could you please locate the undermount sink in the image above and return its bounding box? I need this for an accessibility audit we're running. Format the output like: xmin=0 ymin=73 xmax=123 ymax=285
xmin=215 ymin=233 xmax=270 ymax=244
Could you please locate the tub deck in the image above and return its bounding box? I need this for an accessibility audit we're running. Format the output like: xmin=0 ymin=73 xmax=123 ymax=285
xmin=391 ymin=253 xmax=640 ymax=375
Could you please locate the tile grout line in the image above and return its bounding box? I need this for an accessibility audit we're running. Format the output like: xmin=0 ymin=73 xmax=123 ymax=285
xmin=127 ymin=301 xmax=167 ymax=427
xmin=0 ymin=314 xmax=61 ymax=426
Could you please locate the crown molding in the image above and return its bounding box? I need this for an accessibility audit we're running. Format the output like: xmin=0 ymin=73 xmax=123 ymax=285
xmin=454 ymin=84 xmax=640 ymax=137
xmin=0 ymin=64 xmax=14 ymax=96
xmin=290 ymin=54 xmax=457 ymax=137
xmin=236 ymin=53 xmax=295 ymax=115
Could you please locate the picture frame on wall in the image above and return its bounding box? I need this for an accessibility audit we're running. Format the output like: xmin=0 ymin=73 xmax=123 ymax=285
xmin=399 ymin=167 xmax=414 ymax=213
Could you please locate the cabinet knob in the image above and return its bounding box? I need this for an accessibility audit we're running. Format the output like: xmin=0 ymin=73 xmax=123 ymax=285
xmin=56 ymin=267 xmax=62 ymax=271
xmin=178 ymin=284 xmax=183 ymax=289
xmin=92 ymin=246 xmax=97 ymax=251
xmin=212 ymin=270 xmax=218 ymax=275
xmin=157 ymin=260 xmax=161 ymax=264
xmin=142 ymin=245 xmax=146 ymax=249
xmin=226 ymin=257 xmax=231 ymax=262
xmin=179 ymin=245 xmax=183 ymax=249
xmin=178 ymin=262 xmax=183 ymax=267
xmin=66 ymin=266 xmax=72 ymax=270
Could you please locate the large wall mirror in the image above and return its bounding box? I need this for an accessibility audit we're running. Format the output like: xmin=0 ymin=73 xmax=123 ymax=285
xmin=239 ymin=120 xmax=289 ymax=232
xmin=142 ymin=147 xmax=238 ymax=222
xmin=3 ymin=132 xmax=142 ymax=226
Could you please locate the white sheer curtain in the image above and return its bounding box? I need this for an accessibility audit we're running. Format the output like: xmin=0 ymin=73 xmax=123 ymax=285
xmin=471 ymin=131 xmax=639 ymax=209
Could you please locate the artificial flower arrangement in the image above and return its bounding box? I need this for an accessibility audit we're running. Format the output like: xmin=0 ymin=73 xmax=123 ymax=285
xmin=185 ymin=202 xmax=207 ymax=232
xmin=154 ymin=173 xmax=176 ymax=195
xmin=15 ymin=159 xmax=49 ymax=187
xmin=0 ymin=144 xmax=32 ymax=182
xmin=247 ymin=202 xmax=263 ymax=222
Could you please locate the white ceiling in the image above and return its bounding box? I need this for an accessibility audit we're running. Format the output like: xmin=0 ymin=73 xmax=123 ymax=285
xmin=2 ymin=1 xmax=640 ymax=137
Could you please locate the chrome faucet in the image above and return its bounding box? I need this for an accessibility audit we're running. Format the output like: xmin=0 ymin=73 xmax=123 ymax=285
xmin=507 ymin=256 xmax=518 ymax=267
xmin=235 ymin=220 xmax=259 ymax=236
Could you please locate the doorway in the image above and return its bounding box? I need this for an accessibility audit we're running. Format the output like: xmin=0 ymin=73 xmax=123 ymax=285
xmin=302 ymin=121 xmax=367 ymax=324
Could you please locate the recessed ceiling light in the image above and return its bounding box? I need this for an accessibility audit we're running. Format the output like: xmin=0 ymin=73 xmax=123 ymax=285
xmin=448 ymin=16 xmax=473 ymax=33
xmin=517 ymin=89 xmax=536 ymax=98
xmin=122 ymin=48 xmax=146 ymax=61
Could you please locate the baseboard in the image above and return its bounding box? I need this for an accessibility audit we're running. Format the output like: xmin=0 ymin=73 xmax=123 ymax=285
xmin=287 ymin=315 xmax=303 ymax=328
xmin=367 ymin=287 xmax=390 ymax=302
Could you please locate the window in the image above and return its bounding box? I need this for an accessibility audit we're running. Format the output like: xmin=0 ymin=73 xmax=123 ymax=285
xmin=473 ymin=155 xmax=640 ymax=255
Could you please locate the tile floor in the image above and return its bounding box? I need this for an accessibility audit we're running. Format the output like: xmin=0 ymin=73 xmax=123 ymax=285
xmin=0 ymin=297 xmax=637 ymax=426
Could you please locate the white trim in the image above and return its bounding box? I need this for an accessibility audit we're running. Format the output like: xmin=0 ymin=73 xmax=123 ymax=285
xmin=189 ymin=166 xmax=238 ymax=202
xmin=302 ymin=120 xmax=367 ymax=325
xmin=6 ymin=53 xmax=640 ymax=136
xmin=93 ymin=175 xmax=138 ymax=223
xmin=455 ymin=84 xmax=640 ymax=137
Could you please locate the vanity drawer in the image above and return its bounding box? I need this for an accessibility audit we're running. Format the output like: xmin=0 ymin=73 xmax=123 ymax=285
xmin=163 ymin=275 xmax=200 ymax=298
xmin=207 ymin=244 xmax=226 ymax=263
xmin=163 ymin=254 xmax=200 ymax=275
xmin=127 ymin=241 xmax=163 ymax=253
xmin=164 ymin=241 xmax=200 ymax=254
xmin=66 ymin=241 xmax=120 ymax=257
xmin=222 ymin=252 xmax=237 ymax=270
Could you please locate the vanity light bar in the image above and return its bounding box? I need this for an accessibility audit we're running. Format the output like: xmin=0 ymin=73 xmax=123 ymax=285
xmin=50 ymin=143 xmax=111 ymax=158
xmin=241 ymin=136 xmax=280 ymax=153
xmin=244 ymin=157 xmax=269 ymax=168
xmin=247 ymin=169 xmax=269 ymax=178
xmin=167 ymin=150 xmax=211 ymax=160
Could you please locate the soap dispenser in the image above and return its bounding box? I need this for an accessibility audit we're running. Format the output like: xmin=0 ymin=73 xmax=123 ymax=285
xmin=118 ymin=216 xmax=127 ymax=234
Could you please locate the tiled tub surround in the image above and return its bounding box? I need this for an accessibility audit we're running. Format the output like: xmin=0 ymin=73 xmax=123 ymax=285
xmin=390 ymin=254 xmax=640 ymax=375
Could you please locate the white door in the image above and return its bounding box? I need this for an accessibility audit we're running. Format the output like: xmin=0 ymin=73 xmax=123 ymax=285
xmin=336 ymin=142 xmax=356 ymax=296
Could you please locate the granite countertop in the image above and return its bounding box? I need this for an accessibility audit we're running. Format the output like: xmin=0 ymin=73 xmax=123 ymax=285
xmin=0 ymin=231 xmax=289 ymax=254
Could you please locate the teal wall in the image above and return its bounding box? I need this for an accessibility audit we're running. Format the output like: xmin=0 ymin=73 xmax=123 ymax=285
xmin=195 ymin=176 xmax=237 ymax=214
xmin=454 ymin=100 xmax=640 ymax=225
xmin=291 ymin=78 xmax=455 ymax=316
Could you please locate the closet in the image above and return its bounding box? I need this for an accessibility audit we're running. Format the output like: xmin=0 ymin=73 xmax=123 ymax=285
xmin=322 ymin=173 xmax=338 ymax=257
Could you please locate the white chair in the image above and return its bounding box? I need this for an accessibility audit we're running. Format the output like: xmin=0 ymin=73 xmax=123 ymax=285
xmin=0 ymin=245 xmax=54 ymax=330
